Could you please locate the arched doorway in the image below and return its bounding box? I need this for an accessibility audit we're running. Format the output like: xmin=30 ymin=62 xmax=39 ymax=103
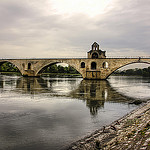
xmin=22 ymin=63 xmax=25 ymax=69
xmin=81 ymin=62 xmax=85 ymax=68
xmin=28 ymin=63 xmax=31 ymax=70
xmin=91 ymin=62 xmax=97 ymax=70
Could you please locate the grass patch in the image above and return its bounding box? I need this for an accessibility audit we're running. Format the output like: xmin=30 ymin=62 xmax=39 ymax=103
xmin=0 ymin=72 xmax=21 ymax=76
xmin=139 ymin=122 xmax=150 ymax=136
xmin=124 ymin=118 xmax=139 ymax=128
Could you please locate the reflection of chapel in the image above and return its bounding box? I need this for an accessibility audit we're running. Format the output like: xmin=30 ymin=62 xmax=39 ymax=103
xmin=87 ymin=42 xmax=106 ymax=58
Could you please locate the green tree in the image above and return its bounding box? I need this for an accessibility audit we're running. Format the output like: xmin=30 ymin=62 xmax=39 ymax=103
xmin=115 ymin=66 xmax=150 ymax=77
xmin=0 ymin=62 xmax=19 ymax=72
xmin=43 ymin=64 xmax=79 ymax=74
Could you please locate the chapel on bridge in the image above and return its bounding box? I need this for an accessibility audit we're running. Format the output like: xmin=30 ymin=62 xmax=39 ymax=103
xmin=87 ymin=42 xmax=106 ymax=59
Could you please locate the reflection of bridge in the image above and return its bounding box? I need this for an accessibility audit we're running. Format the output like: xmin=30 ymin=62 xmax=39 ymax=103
xmin=14 ymin=77 xmax=133 ymax=116
xmin=0 ymin=42 xmax=150 ymax=79
xmin=68 ymin=80 xmax=134 ymax=115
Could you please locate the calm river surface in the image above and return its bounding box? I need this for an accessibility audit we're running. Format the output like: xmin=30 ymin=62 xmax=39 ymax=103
xmin=0 ymin=75 xmax=150 ymax=150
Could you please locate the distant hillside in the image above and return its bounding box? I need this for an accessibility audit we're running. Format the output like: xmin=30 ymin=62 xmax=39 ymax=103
xmin=114 ymin=67 xmax=150 ymax=77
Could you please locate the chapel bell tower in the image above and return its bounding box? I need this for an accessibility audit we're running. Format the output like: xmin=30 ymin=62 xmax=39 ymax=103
xmin=87 ymin=42 xmax=106 ymax=59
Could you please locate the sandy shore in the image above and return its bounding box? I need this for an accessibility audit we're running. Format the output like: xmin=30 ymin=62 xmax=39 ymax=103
xmin=66 ymin=101 xmax=150 ymax=150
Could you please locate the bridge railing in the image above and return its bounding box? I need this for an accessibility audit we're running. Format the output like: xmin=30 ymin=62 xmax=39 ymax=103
xmin=107 ymin=56 xmax=150 ymax=59
xmin=0 ymin=56 xmax=150 ymax=60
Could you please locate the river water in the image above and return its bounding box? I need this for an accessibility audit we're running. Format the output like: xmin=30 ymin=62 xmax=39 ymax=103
xmin=0 ymin=75 xmax=150 ymax=150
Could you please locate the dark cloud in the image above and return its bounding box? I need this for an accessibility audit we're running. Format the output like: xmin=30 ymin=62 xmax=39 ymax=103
xmin=0 ymin=0 xmax=150 ymax=58
xmin=0 ymin=0 xmax=36 ymax=28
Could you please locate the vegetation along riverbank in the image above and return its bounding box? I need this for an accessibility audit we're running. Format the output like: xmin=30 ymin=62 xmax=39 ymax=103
xmin=66 ymin=101 xmax=150 ymax=150
xmin=113 ymin=67 xmax=150 ymax=77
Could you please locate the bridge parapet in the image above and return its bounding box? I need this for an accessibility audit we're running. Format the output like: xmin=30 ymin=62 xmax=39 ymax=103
xmin=0 ymin=57 xmax=150 ymax=79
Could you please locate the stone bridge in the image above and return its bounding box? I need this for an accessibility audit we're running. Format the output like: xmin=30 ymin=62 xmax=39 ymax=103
xmin=0 ymin=42 xmax=150 ymax=79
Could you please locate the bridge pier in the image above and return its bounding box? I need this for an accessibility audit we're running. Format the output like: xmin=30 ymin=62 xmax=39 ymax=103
xmin=84 ymin=71 xmax=108 ymax=80
xmin=22 ymin=70 xmax=35 ymax=77
xmin=22 ymin=69 xmax=41 ymax=77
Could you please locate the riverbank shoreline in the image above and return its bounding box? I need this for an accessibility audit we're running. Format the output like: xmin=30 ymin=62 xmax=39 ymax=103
xmin=66 ymin=101 xmax=150 ymax=150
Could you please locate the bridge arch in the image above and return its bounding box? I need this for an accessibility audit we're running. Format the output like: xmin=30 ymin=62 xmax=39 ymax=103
xmin=35 ymin=61 xmax=82 ymax=77
xmin=0 ymin=60 xmax=22 ymax=75
xmin=106 ymin=61 xmax=150 ymax=79
xmin=37 ymin=62 xmax=59 ymax=74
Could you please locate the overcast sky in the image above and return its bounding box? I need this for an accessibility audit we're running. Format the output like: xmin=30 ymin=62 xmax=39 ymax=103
xmin=0 ymin=0 xmax=150 ymax=58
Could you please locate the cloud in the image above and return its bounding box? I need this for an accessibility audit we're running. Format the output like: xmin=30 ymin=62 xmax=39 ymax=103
xmin=0 ymin=0 xmax=150 ymax=58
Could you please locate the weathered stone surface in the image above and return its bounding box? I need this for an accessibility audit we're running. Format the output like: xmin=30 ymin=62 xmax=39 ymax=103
xmin=0 ymin=58 xmax=150 ymax=79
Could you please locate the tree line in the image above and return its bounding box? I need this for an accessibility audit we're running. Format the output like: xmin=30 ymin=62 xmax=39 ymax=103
xmin=114 ymin=67 xmax=150 ymax=77
xmin=43 ymin=64 xmax=79 ymax=74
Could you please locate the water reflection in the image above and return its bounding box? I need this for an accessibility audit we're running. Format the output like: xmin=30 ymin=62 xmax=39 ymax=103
xmin=69 ymin=80 xmax=107 ymax=115
xmin=0 ymin=80 xmax=3 ymax=88
xmin=69 ymin=80 xmax=133 ymax=115
xmin=15 ymin=77 xmax=79 ymax=96
xmin=7 ymin=77 xmax=134 ymax=116
xmin=16 ymin=77 xmax=48 ymax=94
xmin=0 ymin=75 xmax=149 ymax=150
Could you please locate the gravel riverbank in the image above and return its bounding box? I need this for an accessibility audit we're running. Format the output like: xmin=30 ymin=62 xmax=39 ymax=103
xmin=66 ymin=101 xmax=150 ymax=150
